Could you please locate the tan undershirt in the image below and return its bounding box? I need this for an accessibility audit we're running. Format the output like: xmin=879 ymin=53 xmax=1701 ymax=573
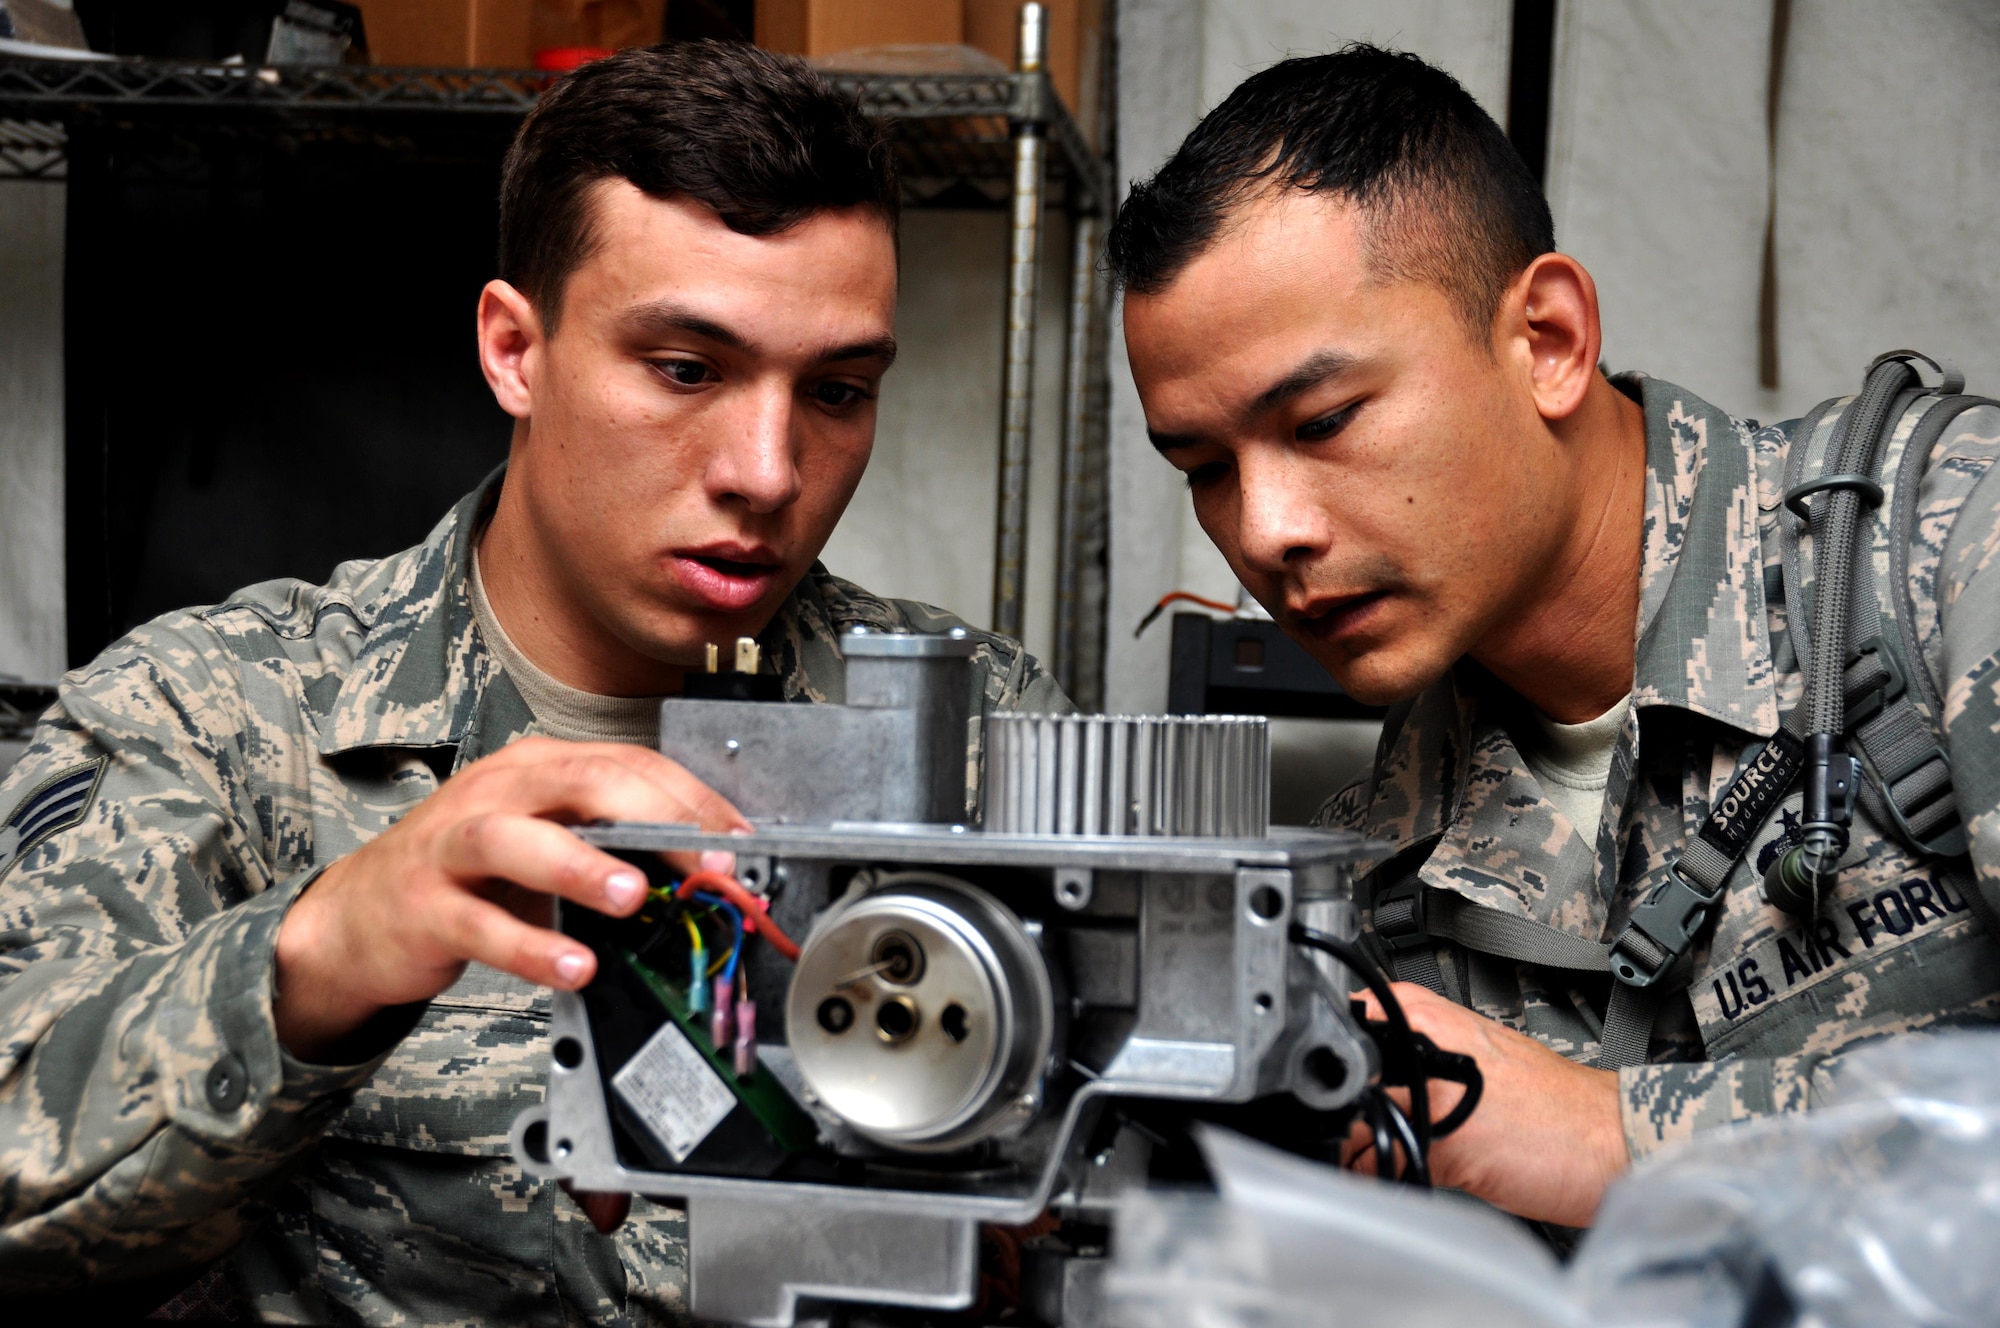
xmin=467 ymin=548 xmax=663 ymax=747
xmin=1519 ymin=694 xmax=1632 ymax=843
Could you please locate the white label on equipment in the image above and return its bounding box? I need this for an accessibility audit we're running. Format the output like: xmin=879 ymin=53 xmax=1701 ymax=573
xmin=611 ymin=1023 xmax=736 ymax=1163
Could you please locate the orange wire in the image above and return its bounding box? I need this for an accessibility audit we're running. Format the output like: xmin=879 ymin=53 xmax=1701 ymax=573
xmin=1134 ymin=589 xmax=1244 ymax=638
xmin=674 ymin=870 xmax=800 ymax=962
xmin=1156 ymin=590 xmax=1239 ymax=615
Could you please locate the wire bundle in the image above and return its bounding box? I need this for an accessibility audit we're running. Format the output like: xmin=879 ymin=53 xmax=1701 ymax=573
xmin=1289 ymin=924 xmax=1484 ymax=1186
xmin=635 ymin=870 xmax=799 ymax=1078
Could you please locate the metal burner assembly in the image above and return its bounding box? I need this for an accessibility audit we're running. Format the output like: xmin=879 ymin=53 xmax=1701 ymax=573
xmin=511 ymin=628 xmax=1460 ymax=1327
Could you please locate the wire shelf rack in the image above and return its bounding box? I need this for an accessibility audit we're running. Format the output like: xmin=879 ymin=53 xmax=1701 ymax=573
xmin=0 ymin=58 xmax=1110 ymax=209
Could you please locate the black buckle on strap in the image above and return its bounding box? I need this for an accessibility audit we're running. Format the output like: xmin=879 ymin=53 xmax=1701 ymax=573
xmin=1610 ymin=862 xmax=1721 ymax=988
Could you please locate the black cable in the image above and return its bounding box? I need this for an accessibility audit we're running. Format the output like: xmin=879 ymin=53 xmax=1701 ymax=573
xmin=1291 ymin=925 xmax=1433 ymax=1171
xmin=1379 ymin=1094 xmax=1429 ymax=1187
xmin=1361 ymin=1091 xmax=1397 ymax=1180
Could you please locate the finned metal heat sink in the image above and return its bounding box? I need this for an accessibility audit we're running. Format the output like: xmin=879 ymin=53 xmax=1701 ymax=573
xmin=983 ymin=714 xmax=1269 ymax=836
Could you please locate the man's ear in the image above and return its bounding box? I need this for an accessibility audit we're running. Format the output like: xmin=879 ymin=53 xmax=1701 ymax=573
xmin=1498 ymin=253 xmax=1603 ymax=424
xmin=478 ymin=279 xmax=544 ymax=421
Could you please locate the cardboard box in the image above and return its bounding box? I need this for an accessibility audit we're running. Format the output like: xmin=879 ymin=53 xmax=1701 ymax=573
xmin=755 ymin=1 xmax=962 ymax=58
xmin=760 ymin=1 xmax=1103 ymax=140
xmin=352 ymin=0 xmax=535 ymax=67
xmin=532 ymin=0 xmax=667 ymax=56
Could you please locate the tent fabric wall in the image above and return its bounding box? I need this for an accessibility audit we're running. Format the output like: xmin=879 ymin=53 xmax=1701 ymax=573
xmin=1549 ymin=0 xmax=2000 ymax=425
xmin=1105 ymin=0 xmax=1512 ymax=713
xmin=0 ymin=182 xmax=65 ymax=682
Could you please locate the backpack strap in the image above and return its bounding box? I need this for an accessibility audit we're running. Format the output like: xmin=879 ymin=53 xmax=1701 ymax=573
xmin=1364 ymin=833 xmax=1665 ymax=1069
xmin=1847 ymin=391 xmax=2000 ymax=858
xmin=1785 ymin=364 xmax=2000 ymax=862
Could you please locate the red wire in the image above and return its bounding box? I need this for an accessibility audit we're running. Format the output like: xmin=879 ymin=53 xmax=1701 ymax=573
xmin=1156 ymin=590 xmax=1239 ymax=615
xmin=1134 ymin=589 xmax=1244 ymax=638
xmin=674 ymin=870 xmax=801 ymax=962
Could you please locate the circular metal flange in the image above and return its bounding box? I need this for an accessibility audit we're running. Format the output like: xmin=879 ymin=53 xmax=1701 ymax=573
xmin=786 ymin=873 xmax=1053 ymax=1151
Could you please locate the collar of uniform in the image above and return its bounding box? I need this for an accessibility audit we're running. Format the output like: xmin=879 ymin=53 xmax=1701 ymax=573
xmin=318 ymin=467 xmax=523 ymax=763
xmin=1626 ymin=373 xmax=1781 ymax=737
xmin=318 ymin=475 xmax=898 ymax=760
xmin=1345 ymin=670 xmax=1479 ymax=854
xmin=760 ymin=564 xmax=910 ymax=704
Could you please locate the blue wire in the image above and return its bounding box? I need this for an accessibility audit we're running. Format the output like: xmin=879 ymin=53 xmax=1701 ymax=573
xmin=694 ymin=891 xmax=745 ymax=981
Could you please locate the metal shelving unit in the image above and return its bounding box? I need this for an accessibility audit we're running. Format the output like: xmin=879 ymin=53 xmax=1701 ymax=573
xmin=0 ymin=2 xmax=1113 ymax=706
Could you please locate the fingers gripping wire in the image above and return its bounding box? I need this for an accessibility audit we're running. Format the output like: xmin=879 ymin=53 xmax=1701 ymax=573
xmin=1290 ymin=924 xmax=1485 ymax=1186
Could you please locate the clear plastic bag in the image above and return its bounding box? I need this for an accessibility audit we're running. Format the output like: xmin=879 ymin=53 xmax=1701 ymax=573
xmin=1106 ymin=1126 xmax=1581 ymax=1328
xmin=1106 ymin=1031 xmax=2000 ymax=1328
xmin=1572 ymin=1030 xmax=2000 ymax=1328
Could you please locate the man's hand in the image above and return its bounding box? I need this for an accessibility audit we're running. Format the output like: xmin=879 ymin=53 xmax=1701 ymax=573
xmin=1348 ymin=982 xmax=1628 ymax=1227
xmin=273 ymin=737 xmax=749 ymax=1063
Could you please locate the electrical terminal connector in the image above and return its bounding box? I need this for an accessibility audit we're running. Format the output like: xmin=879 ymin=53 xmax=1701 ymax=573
xmin=685 ymin=915 xmax=710 ymax=1014
xmin=712 ymin=974 xmax=736 ymax=1048
xmin=733 ymin=992 xmax=758 ymax=1078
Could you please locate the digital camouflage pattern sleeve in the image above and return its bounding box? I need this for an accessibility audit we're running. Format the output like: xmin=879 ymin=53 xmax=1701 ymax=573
xmin=0 ymin=613 xmax=403 ymax=1289
xmin=1938 ymin=420 xmax=2000 ymax=941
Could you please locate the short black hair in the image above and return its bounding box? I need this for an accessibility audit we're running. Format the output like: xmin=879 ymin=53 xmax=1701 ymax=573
xmin=1106 ymin=45 xmax=1553 ymax=337
xmin=499 ymin=42 xmax=898 ymax=331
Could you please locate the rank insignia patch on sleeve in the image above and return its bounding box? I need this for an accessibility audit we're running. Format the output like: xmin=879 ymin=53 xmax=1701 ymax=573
xmin=0 ymin=758 xmax=107 ymax=880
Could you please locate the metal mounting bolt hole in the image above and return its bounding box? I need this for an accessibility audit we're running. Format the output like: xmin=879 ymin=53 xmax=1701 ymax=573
xmin=1303 ymin=1046 xmax=1348 ymax=1094
xmin=875 ymin=995 xmax=920 ymax=1044
xmin=940 ymin=1002 xmax=970 ymax=1043
xmin=553 ymin=1036 xmax=584 ymax=1070
xmin=554 ymin=1137 xmax=573 ymax=1159
xmin=1252 ymin=992 xmax=1274 ymax=1014
xmin=816 ymin=996 xmax=855 ymax=1034
xmin=1247 ymin=885 xmax=1286 ymax=922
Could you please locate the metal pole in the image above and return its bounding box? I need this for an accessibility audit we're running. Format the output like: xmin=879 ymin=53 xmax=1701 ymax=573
xmin=990 ymin=2 xmax=1047 ymax=642
xmin=1070 ymin=0 xmax=1121 ymax=711
xmin=1051 ymin=213 xmax=1100 ymax=699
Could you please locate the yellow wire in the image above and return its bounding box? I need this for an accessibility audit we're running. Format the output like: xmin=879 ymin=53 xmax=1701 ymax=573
xmin=663 ymin=899 xmax=733 ymax=978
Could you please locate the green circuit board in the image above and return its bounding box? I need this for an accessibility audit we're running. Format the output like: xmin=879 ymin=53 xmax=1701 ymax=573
xmin=621 ymin=950 xmax=819 ymax=1155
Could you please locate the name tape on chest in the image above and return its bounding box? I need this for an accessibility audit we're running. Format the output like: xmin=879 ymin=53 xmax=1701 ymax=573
xmin=1697 ymin=868 xmax=1979 ymax=1025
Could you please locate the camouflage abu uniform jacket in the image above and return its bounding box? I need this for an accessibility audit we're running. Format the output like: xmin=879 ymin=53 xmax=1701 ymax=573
xmin=0 ymin=472 xmax=1070 ymax=1321
xmin=1319 ymin=374 xmax=2000 ymax=1160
